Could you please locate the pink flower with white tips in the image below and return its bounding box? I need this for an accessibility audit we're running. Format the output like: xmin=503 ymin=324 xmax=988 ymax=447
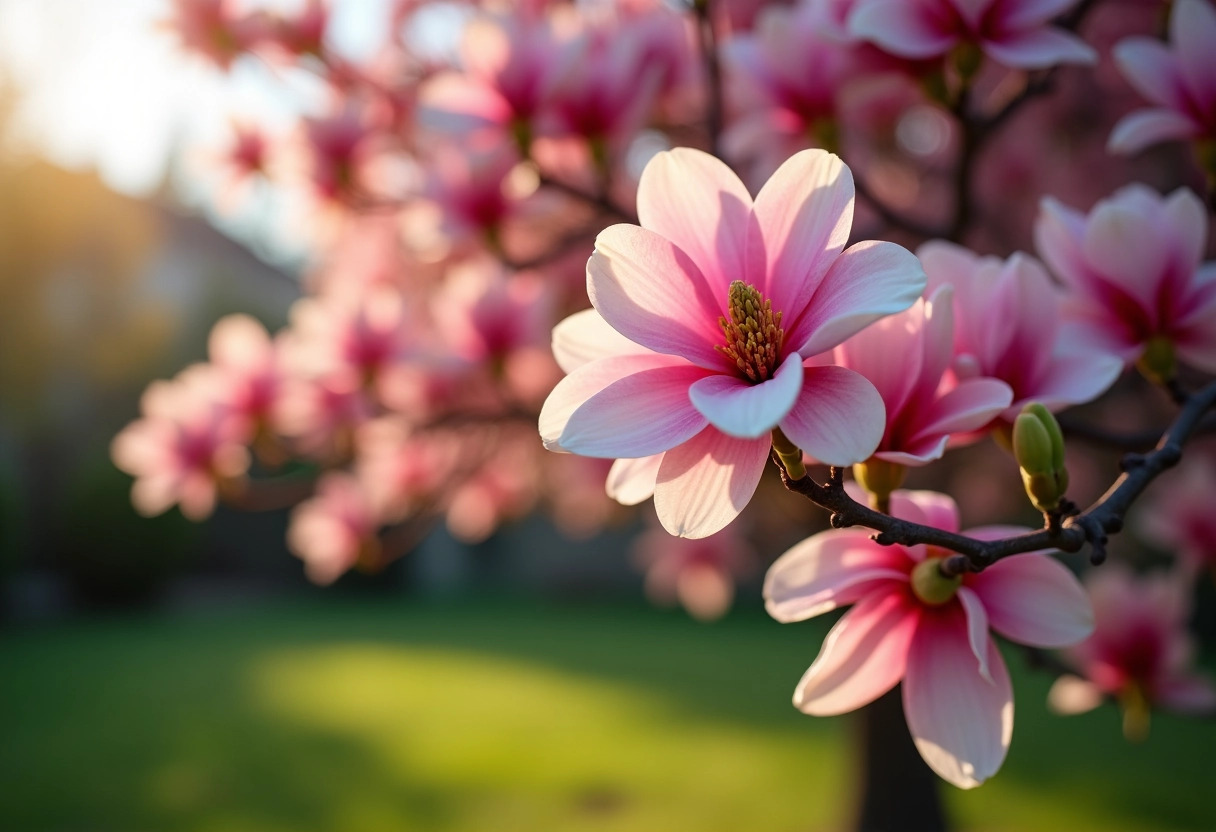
xmin=832 ymin=285 xmax=1013 ymax=465
xmin=765 ymin=488 xmax=1093 ymax=788
xmin=111 ymin=373 xmax=250 ymax=521
xmin=541 ymin=147 xmax=926 ymax=538
xmin=1109 ymin=0 xmax=1216 ymax=155
xmin=1049 ymin=566 xmax=1216 ymax=737
xmin=1034 ymin=185 xmax=1216 ymax=376
xmin=849 ymin=0 xmax=1096 ymax=70
xmin=920 ymin=241 xmax=1123 ymax=421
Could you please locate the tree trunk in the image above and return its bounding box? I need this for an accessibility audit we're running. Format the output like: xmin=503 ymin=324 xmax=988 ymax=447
xmin=853 ymin=685 xmax=948 ymax=832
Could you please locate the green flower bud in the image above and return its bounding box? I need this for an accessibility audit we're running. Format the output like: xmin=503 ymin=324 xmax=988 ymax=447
xmin=1013 ymin=403 xmax=1068 ymax=512
xmin=910 ymin=558 xmax=963 ymax=606
xmin=853 ymin=458 xmax=906 ymax=512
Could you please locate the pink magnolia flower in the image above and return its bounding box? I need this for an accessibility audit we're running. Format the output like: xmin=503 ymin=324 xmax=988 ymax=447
xmin=633 ymin=521 xmax=755 ymax=621
xmin=849 ymin=0 xmax=1096 ymax=70
xmin=1034 ymin=185 xmax=1216 ymax=375
xmin=765 ymin=488 xmax=1093 ymax=788
xmin=1138 ymin=456 xmax=1216 ymax=577
xmin=1049 ymin=566 xmax=1216 ymax=736
xmin=1109 ymin=0 xmax=1216 ymax=155
xmin=206 ymin=314 xmax=282 ymax=443
xmin=163 ymin=0 xmax=269 ymax=69
xmin=287 ymin=472 xmax=380 ymax=585
xmin=541 ymin=148 xmax=926 ymax=538
xmin=831 ymin=285 xmax=1013 ymax=464
xmin=920 ymin=240 xmax=1123 ymax=421
xmin=432 ymin=260 xmax=551 ymax=364
xmin=422 ymin=143 xmax=524 ymax=244
xmin=112 ymin=373 xmax=250 ymax=521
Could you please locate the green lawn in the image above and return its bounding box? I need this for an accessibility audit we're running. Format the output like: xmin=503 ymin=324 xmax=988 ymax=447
xmin=1 ymin=597 xmax=1212 ymax=832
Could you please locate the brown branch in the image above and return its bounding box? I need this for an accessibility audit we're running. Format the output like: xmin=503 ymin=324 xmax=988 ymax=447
xmin=537 ymin=175 xmax=637 ymax=223
xmin=852 ymin=172 xmax=949 ymax=240
xmin=693 ymin=0 xmax=725 ymax=159
xmin=777 ymin=379 xmax=1216 ymax=572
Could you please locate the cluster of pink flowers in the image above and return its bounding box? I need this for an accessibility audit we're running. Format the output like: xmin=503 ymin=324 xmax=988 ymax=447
xmin=120 ymin=0 xmax=1216 ymax=796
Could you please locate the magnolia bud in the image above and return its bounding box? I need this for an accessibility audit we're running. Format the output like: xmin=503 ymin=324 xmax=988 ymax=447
xmin=910 ymin=558 xmax=962 ymax=606
xmin=1013 ymin=403 xmax=1068 ymax=512
xmin=853 ymin=458 xmax=906 ymax=512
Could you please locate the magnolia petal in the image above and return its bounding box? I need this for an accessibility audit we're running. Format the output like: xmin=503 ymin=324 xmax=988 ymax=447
xmin=793 ymin=240 xmax=926 ymax=358
xmin=765 ymin=529 xmax=909 ymax=622
xmin=914 ymin=377 xmax=1013 ymax=440
xmin=551 ymin=308 xmax=653 ymax=373
xmin=779 ymin=366 xmax=885 ymax=467
xmin=903 ymin=608 xmax=1013 ymax=790
xmin=1081 ymin=200 xmax=1171 ymax=316
xmin=1112 ymin=38 xmax=1189 ymax=110
xmin=653 ymin=427 xmax=770 ymax=538
xmin=606 ymin=454 xmax=663 ymax=506
xmin=1173 ymin=0 xmax=1216 ymax=109
xmin=1108 ymin=109 xmax=1199 ymax=155
xmin=560 ymin=365 xmax=711 ymax=458
xmin=1002 ymin=0 xmax=1081 ymax=30
xmin=968 ymin=554 xmax=1094 ymax=648
xmin=636 ymin=147 xmax=758 ymax=297
xmin=750 ymin=149 xmax=854 ymax=320
xmin=1047 ymin=675 xmax=1104 ymax=715
xmin=982 ymin=27 xmax=1096 ymax=70
xmin=588 ymin=224 xmax=725 ymax=369
xmin=793 ymin=589 xmax=921 ymax=716
xmin=689 ymin=354 xmax=803 ymax=438
xmin=958 ymin=587 xmax=993 ymax=682
xmin=539 ymin=353 xmax=692 ymax=450
xmin=889 ymin=490 xmax=961 ymax=534
xmin=1158 ymin=675 xmax=1216 ymax=715
xmin=1025 ymin=346 xmax=1124 ymax=414
xmin=849 ymin=1 xmax=956 ymax=59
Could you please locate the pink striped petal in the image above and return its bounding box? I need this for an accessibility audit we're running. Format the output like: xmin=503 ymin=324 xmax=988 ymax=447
xmin=765 ymin=529 xmax=910 ymax=622
xmin=903 ymin=607 xmax=1013 ymax=789
xmin=689 ymin=354 xmax=803 ymax=439
xmin=1081 ymin=199 xmax=1169 ymax=315
xmin=834 ymin=303 xmax=925 ymax=421
xmin=1033 ymin=197 xmax=1089 ymax=293
xmin=551 ymin=308 xmax=653 ymax=373
xmin=849 ymin=1 xmax=956 ymax=59
xmin=1112 ymin=38 xmax=1189 ymax=111
xmin=588 ymin=224 xmax=726 ymax=369
xmin=967 ymin=554 xmax=1094 ymax=648
xmin=1108 ymin=109 xmax=1199 ymax=155
xmin=540 ymin=353 xmax=695 ymax=451
xmin=793 ymin=589 xmax=921 ymax=716
xmin=606 ymin=454 xmax=663 ymax=506
xmin=750 ymin=149 xmax=854 ymax=321
xmin=636 ymin=148 xmax=759 ymax=298
xmin=982 ymin=28 xmax=1095 ymax=69
xmin=779 ymin=365 xmax=885 ymax=467
xmin=1024 ymin=346 xmax=1123 ymax=414
xmin=1173 ymin=0 xmax=1216 ymax=110
xmin=653 ymin=427 xmax=770 ymax=538
xmin=560 ymin=365 xmax=712 ymax=458
xmin=792 ymin=240 xmax=926 ymax=358
xmin=958 ymin=587 xmax=993 ymax=682
xmin=913 ymin=377 xmax=1013 ymax=439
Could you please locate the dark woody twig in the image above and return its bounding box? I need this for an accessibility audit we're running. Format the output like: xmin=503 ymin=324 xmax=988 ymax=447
xmin=776 ymin=379 xmax=1216 ymax=574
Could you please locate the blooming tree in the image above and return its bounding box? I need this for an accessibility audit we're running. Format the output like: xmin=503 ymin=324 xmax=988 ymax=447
xmin=115 ymin=0 xmax=1216 ymax=826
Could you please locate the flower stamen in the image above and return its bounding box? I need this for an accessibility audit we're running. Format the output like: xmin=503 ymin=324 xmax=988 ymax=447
xmin=717 ymin=280 xmax=784 ymax=383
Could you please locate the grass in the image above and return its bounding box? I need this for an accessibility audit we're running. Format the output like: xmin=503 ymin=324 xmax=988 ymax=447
xmin=0 ymin=596 xmax=1213 ymax=831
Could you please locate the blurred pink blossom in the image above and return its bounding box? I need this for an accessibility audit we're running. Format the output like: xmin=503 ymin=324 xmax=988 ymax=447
xmin=163 ymin=0 xmax=270 ymax=68
xmin=1109 ymin=0 xmax=1216 ymax=155
xmin=1035 ymin=185 xmax=1216 ymax=375
xmin=766 ymin=488 xmax=1093 ymax=788
xmin=111 ymin=373 xmax=250 ymax=521
xmin=287 ymin=472 xmax=380 ymax=585
xmin=849 ymin=0 xmax=1096 ymax=69
xmin=541 ymin=147 xmax=926 ymax=538
xmin=1138 ymin=455 xmax=1216 ymax=577
xmin=633 ymin=521 xmax=755 ymax=621
xmin=207 ymin=314 xmax=282 ymax=444
xmin=1049 ymin=566 xmax=1216 ymax=736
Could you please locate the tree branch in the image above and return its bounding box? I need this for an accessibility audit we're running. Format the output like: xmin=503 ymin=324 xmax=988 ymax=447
xmin=777 ymin=379 xmax=1216 ymax=572
xmin=693 ymin=0 xmax=725 ymax=159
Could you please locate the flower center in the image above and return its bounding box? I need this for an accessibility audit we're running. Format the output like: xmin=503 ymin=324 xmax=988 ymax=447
xmin=717 ymin=280 xmax=785 ymax=383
